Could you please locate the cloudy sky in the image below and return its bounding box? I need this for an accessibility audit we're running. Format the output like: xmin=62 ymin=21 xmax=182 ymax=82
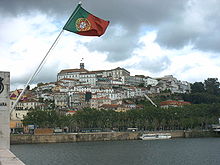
xmin=1 ymin=0 xmax=220 ymax=90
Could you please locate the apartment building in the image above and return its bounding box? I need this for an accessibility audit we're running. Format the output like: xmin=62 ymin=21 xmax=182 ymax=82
xmin=15 ymin=100 xmax=43 ymax=110
xmin=90 ymin=97 xmax=111 ymax=109
xmin=54 ymin=92 xmax=68 ymax=108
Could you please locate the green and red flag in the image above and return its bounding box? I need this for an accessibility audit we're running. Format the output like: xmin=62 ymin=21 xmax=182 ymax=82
xmin=63 ymin=4 xmax=110 ymax=37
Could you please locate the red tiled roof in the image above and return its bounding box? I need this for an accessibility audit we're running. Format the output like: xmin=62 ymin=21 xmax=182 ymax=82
xmin=59 ymin=68 xmax=88 ymax=74
xmin=91 ymin=97 xmax=110 ymax=100
xmin=61 ymin=78 xmax=78 ymax=81
xmin=100 ymin=104 xmax=119 ymax=108
xmin=67 ymin=110 xmax=76 ymax=113
xmin=160 ymin=100 xmax=191 ymax=106
xmin=80 ymin=71 xmax=96 ymax=75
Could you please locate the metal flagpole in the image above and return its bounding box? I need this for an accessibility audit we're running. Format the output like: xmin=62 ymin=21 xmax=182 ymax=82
xmin=10 ymin=1 xmax=88 ymax=115
xmin=10 ymin=1 xmax=83 ymax=115
xmin=10 ymin=29 xmax=64 ymax=114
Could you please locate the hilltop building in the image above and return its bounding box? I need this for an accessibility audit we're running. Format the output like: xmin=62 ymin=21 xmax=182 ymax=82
xmin=11 ymin=63 xmax=191 ymax=118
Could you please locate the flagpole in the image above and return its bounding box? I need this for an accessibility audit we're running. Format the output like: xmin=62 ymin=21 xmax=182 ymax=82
xmin=10 ymin=1 xmax=83 ymax=115
xmin=10 ymin=29 xmax=64 ymax=114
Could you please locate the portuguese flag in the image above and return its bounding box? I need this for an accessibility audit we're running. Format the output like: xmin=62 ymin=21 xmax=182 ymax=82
xmin=63 ymin=4 xmax=110 ymax=37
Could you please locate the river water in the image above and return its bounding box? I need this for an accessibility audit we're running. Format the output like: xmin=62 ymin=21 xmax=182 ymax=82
xmin=11 ymin=138 xmax=220 ymax=165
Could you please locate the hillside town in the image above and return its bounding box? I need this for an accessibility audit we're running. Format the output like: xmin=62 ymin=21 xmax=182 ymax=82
xmin=10 ymin=63 xmax=191 ymax=125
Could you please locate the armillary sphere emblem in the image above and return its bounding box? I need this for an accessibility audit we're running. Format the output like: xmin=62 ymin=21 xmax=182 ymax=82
xmin=0 ymin=77 xmax=4 ymax=94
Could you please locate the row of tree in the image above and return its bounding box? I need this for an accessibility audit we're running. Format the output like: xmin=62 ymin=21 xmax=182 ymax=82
xmin=22 ymin=78 xmax=220 ymax=132
xmin=190 ymin=78 xmax=220 ymax=95
xmin=23 ymin=103 xmax=220 ymax=132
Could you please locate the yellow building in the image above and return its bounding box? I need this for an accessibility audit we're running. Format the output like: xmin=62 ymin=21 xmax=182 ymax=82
xmin=10 ymin=120 xmax=24 ymax=134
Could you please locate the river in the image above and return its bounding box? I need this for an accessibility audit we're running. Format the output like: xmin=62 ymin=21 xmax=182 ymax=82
xmin=11 ymin=138 xmax=220 ymax=165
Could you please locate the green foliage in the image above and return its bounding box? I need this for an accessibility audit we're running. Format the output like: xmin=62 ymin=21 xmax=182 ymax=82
xmin=204 ymin=78 xmax=220 ymax=95
xmin=138 ymin=83 xmax=145 ymax=87
xmin=191 ymin=82 xmax=205 ymax=93
xmin=182 ymin=92 xmax=220 ymax=104
xmin=23 ymin=105 xmax=220 ymax=132
xmin=182 ymin=78 xmax=220 ymax=104
xmin=23 ymin=109 xmax=60 ymax=128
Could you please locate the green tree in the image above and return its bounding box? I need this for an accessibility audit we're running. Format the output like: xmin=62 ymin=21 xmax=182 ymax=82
xmin=138 ymin=83 xmax=145 ymax=87
xmin=204 ymin=78 xmax=220 ymax=95
xmin=191 ymin=82 xmax=205 ymax=93
xmin=23 ymin=109 xmax=60 ymax=128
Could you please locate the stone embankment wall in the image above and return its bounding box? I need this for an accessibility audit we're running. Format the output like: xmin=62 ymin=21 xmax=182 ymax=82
xmin=11 ymin=132 xmax=141 ymax=144
xmin=10 ymin=130 xmax=219 ymax=144
xmin=184 ymin=130 xmax=220 ymax=138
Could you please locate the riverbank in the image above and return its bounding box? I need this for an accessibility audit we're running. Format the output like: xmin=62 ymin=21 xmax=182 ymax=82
xmin=10 ymin=130 xmax=220 ymax=144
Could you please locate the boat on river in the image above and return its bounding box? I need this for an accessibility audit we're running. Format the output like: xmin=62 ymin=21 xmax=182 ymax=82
xmin=139 ymin=133 xmax=171 ymax=140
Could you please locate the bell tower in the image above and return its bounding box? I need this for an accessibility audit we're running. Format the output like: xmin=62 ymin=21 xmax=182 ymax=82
xmin=80 ymin=58 xmax=84 ymax=69
xmin=80 ymin=63 xmax=84 ymax=69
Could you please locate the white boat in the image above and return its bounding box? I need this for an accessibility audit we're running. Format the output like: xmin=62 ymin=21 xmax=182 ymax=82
xmin=139 ymin=133 xmax=171 ymax=140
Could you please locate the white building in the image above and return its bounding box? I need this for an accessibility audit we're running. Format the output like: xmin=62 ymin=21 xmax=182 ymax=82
xmin=57 ymin=63 xmax=88 ymax=81
xmin=90 ymin=97 xmax=111 ymax=109
xmin=122 ymin=75 xmax=145 ymax=86
xmin=79 ymin=72 xmax=97 ymax=86
xmin=11 ymin=109 xmax=29 ymax=120
xmin=15 ymin=100 xmax=43 ymax=110
xmin=59 ymin=78 xmax=79 ymax=87
xmin=54 ymin=92 xmax=68 ymax=108
xmin=144 ymin=77 xmax=158 ymax=87
xmin=36 ymin=82 xmax=56 ymax=91
xmin=57 ymin=64 xmax=130 ymax=86
xmin=156 ymin=75 xmax=191 ymax=93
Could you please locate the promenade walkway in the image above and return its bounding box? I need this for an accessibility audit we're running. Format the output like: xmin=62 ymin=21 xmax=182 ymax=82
xmin=0 ymin=149 xmax=25 ymax=165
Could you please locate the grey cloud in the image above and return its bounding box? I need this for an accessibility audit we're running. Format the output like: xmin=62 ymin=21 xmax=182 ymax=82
xmin=85 ymin=26 xmax=141 ymax=62
xmin=127 ymin=56 xmax=171 ymax=73
xmin=11 ymin=63 xmax=59 ymax=90
xmin=2 ymin=0 xmax=220 ymax=74
xmin=156 ymin=22 xmax=199 ymax=49
xmin=0 ymin=0 xmax=185 ymax=24
xmin=0 ymin=0 xmax=74 ymax=17
xmin=196 ymin=31 xmax=220 ymax=52
xmin=156 ymin=1 xmax=220 ymax=52
xmin=0 ymin=0 xmax=186 ymax=63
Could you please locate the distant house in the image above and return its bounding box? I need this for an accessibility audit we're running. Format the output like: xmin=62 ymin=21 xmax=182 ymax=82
xmin=54 ymin=92 xmax=69 ymax=108
xmin=90 ymin=97 xmax=111 ymax=109
xmin=10 ymin=89 xmax=28 ymax=109
xmin=122 ymin=75 xmax=144 ymax=86
xmin=144 ymin=77 xmax=158 ymax=87
xmin=65 ymin=110 xmax=77 ymax=116
xmin=10 ymin=120 xmax=24 ymax=134
xmin=156 ymin=75 xmax=191 ymax=94
xmin=36 ymin=82 xmax=56 ymax=91
xmin=59 ymin=78 xmax=79 ymax=87
xmin=11 ymin=109 xmax=29 ymax=120
xmin=99 ymin=104 xmax=119 ymax=111
xmin=16 ymin=100 xmax=43 ymax=110
xmin=68 ymin=91 xmax=86 ymax=109
xmin=160 ymin=100 xmax=191 ymax=108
